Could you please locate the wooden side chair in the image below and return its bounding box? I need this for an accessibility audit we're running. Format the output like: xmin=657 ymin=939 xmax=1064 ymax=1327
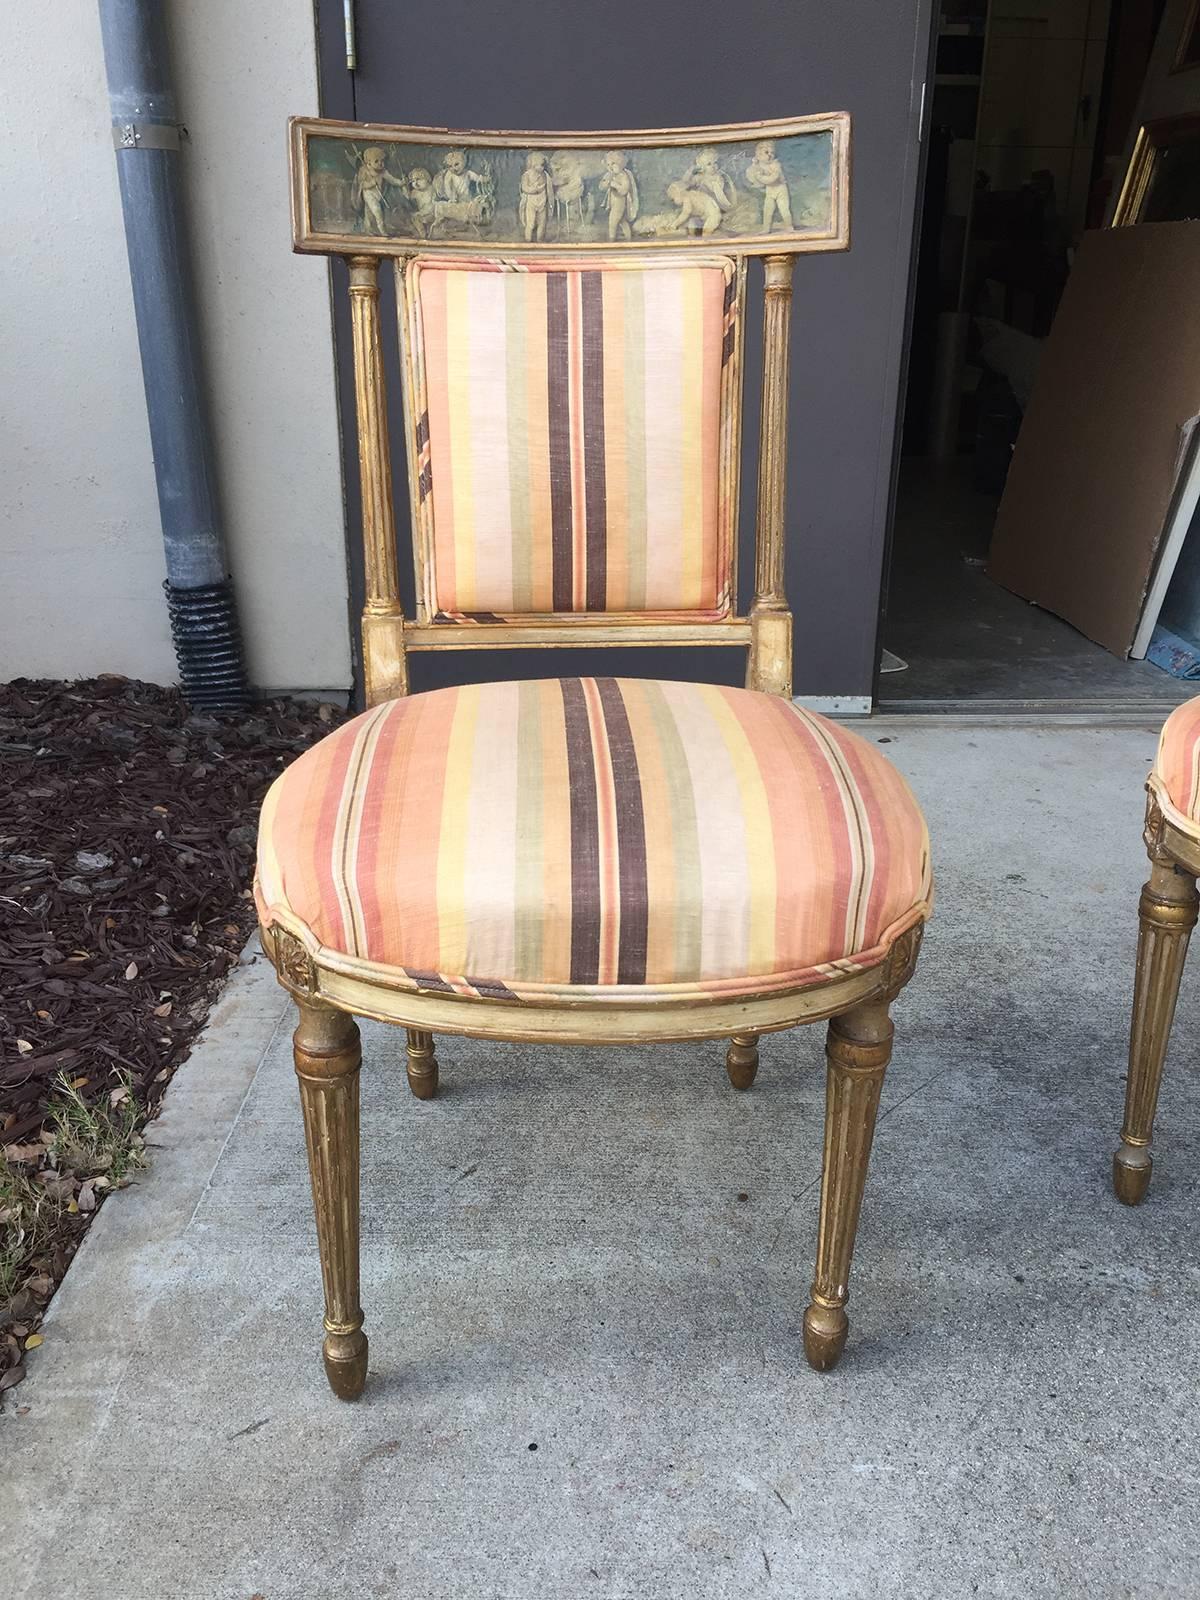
xmin=257 ymin=113 xmax=934 ymax=1398
xmin=1115 ymin=699 xmax=1200 ymax=1204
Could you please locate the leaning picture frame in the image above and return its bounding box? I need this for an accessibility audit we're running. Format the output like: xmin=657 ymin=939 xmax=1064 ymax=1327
xmin=1111 ymin=112 xmax=1200 ymax=224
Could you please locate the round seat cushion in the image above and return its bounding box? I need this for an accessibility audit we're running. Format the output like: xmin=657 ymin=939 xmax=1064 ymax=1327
xmin=1152 ymin=695 xmax=1200 ymax=836
xmin=256 ymin=679 xmax=932 ymax=1004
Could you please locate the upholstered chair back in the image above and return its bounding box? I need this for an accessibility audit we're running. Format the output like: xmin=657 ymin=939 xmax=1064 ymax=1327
xmin=400 ymin=256 xmax=740 ymax=622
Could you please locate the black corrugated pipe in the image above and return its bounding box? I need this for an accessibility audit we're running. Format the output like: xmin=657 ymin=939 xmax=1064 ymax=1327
xmin=98 ymin=0 xmax=249 ymax=709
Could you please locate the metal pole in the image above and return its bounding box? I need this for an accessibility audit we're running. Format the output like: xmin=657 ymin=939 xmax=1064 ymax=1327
xmin=98 ymin=0 xmax=248 ymax=707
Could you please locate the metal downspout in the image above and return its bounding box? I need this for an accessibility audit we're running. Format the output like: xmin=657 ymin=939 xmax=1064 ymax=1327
xmin=98 ymin=0 xmax=249 ymax=708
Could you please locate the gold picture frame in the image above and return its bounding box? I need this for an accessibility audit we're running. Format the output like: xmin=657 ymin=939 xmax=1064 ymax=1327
xmin=1112 ymin=113 xmax=1200 ymax=225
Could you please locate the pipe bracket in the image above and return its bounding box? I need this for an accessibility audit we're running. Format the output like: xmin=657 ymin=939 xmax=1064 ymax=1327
xmin=113 ymin=121 xmax=182 ymax=152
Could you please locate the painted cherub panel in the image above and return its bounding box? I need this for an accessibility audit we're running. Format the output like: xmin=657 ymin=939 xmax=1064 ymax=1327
xmin=304 ymin=126 xmax=841 ymax=250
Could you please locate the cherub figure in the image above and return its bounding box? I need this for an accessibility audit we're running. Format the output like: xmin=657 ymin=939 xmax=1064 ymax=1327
xmin=599 ymin=150 xmax=639 ymax=240
xmin=684 ymin=148 xmax=736 ymax=215
xmin=433 ymin=149 xmax=489 ymax=204
xmin=665 ymin=179 xmax=722 ymax=236
xmin=745 ymin=139 xmax=793 ymax=232
xmin=404 ymin=167 xmax=436 ymax=238
xmin=518 ymin=151 xmax=554 ymax=242
xmin=425 ymin=149 xmax=496 ymax=236
xmin=351 ymin=146 xmax=405 ymax=234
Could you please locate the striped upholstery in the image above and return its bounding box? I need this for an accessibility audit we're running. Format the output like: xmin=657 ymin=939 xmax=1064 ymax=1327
xmin=404 ymin=257 xmax=737 ymax=620
xmin=256 ymin=679 xmax=933 ymax=1003
xmin=1152 ymin=695 xmax=1200 ymax=834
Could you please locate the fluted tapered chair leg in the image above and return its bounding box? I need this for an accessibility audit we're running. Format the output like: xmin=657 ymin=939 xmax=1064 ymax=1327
xmin=1114 ymin=857 xmax=1198 ymax=1205
xmin=293 ymin=1000 xmax=368 ymax=1400
xmin=725 ymin=1032 xmax=759 ymax=1090
xmin=803 ymin=998 xmax=894 ymax=1372
xmin=406 ymin=1028 xmax=438 ymax=1099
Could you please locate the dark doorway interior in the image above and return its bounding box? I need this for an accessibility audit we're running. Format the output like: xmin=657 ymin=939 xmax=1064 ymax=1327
xmin=883 ymin=461 xmax=1188 ymax=706
xmin=881 ymin=0 xmax=1190 ymax=712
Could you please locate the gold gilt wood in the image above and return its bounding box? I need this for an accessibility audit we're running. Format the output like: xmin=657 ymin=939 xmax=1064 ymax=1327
xmin=262 ymin=915 xmax=921 ymax=1045
xmin=748 ymin=255 xmax=795 ymax=697
xmin=270 ymin=113 xmax=933 ymax=1397
xmin=1111 ymin=114 xmax=1200 ymax=227
xmin=1112 ymin=124 xmax=1157 ymax=226
xmin=725 ymin=1032 xmax=760 ymax=1091
xmin=293 ymin=1001 xmax=368 ymax=1400
xmin=348 ymin=257 xmax=408 ymax=706
xmin=803 ymin=997 xmax=894 ymax=1370
xmin=405 ymin=1027 xmax=438 ymax=1100
xmin=274 ymin=925 xmax=317 ymax=996
xmin=1114 ymin=789 xmax=1200 ymax=1204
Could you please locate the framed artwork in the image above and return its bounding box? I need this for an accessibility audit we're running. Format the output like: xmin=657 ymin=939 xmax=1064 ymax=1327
xmin=1113 ymin=113 xmax=1200 ymax=225
xmin=289 ymin=113 xmax=850 ymax=257
xmin=1172 ymin=0 xmax=1200 ymax=72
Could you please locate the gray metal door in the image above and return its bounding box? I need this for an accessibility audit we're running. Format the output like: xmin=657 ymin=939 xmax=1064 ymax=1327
xmin=317 ymin=0 xmax=933 ymax=704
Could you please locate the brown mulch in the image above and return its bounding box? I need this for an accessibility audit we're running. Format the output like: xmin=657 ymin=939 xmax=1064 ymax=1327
xmin=0 ymin=677 xmax=342 ymax=1399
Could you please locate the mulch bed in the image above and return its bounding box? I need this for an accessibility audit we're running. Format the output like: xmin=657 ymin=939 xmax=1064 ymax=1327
xmin=0 ymin=677 xmax=341 ymax=1400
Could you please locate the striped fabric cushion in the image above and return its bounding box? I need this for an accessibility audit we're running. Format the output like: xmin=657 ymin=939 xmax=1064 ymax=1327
xmin=405 ymin=257 xmax=736 ymax=619
xmin=256 ymin=679 xmax=932 ymax=1003
xmin=1152 ymin=695 xmax=1200 ymax=834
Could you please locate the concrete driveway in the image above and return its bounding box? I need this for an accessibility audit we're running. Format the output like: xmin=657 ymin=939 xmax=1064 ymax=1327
xmin=3 ymin=719 xmax=1198 ymax=1599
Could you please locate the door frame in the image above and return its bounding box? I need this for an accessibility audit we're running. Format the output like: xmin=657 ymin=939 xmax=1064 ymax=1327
xmin=870 ymin=0 xmax=938 ymax=709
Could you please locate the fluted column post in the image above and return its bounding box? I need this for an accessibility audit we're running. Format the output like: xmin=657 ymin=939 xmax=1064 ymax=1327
xmin=748 ymin=253 xmax=795 ymax=698
xmin=294 ymin=1000 xmax=368 ymax=1398
xmin=348 ymin=255 xmax=408 ymax=704
xmin=1114 ymin=854 xmax=1198 ymax=1203
xmin=803 ymin=998 xmax=893 ymax=1371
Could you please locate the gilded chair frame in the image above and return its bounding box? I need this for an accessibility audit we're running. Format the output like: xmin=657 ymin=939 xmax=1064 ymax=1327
xmin=1113 ymin=789 xmax=1200 ymax=1204
xmin=267 ymin=112 xmax=930 ymax=1401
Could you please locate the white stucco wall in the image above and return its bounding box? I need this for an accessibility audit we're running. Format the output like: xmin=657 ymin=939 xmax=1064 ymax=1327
xmin=168 ymin=1 xmax=350 ymax=691
xmin=0 ymin=1 xmax=350 ymax=691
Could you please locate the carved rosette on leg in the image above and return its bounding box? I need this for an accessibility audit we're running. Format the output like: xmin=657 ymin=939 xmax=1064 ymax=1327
xmin=1115 ymin=799 xmax=1198 ymax=1205
xmin=405 ymin=1027 xmax=439 ymax=1099
xmin=293 ymin=1000 xmax=368 ymax=1399
xmin=725 ymin=1032 xmax=760 ymax=1090
xmin=803 ymin=997 xmax=894 ymax=1371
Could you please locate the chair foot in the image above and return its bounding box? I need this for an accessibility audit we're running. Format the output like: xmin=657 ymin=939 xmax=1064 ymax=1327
xmin=1113 ymin=1144 xmax=1152 ymax=1206
xmin=802 ymin=1301 xmax=849 ymax=1372
xmin=322 ymin=1326 xmax=369 ymax=1400
xmin=725 ymin=1033 xmax=759 ymax=1090
xmin=406 ymin=1028 xmax=438 ymax=1100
